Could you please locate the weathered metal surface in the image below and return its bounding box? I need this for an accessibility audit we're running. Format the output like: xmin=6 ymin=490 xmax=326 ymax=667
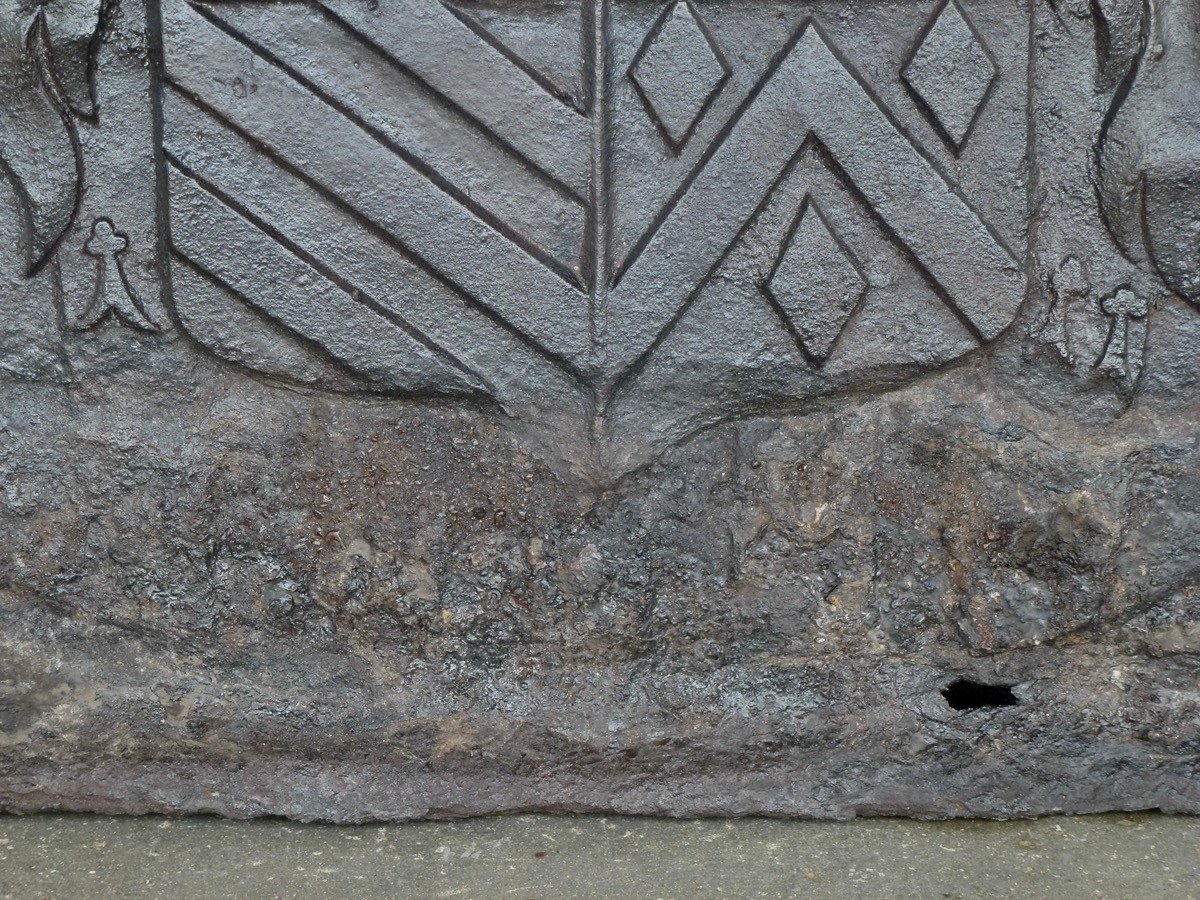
xmin=0 ymin=0 xmax=1197 ymax=821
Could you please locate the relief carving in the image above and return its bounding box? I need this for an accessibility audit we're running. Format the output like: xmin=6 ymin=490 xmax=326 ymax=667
xmin=0 ymin=0 xmax=104 ymax=276
xmin=75 ymin=216 xmax=160 ymax=331
xmin=150 ymin=0 xmax=1032 ymax=465
xmin=1095 ymin=0 xmax=1200 ymax=308
xmin=0 ymin=0 xmax=1195 ymax=468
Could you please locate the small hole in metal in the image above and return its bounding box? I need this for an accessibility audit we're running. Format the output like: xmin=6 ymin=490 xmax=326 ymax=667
xmin=942 ymin=679 xmax=1018 ymax=711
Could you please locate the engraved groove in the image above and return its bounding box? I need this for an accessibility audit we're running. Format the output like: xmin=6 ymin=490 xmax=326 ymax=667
xmin=312 ymin=0 xmax=588 ymax=206
xmin=613 ymin=18 xmax=813 ymax=287
xmin=171 ymin=249 xmax=393 ymax=390
xmin=314 ymin=0 xmax=590 ymax=198
xmin=439 ymin=0 xmax=588 ymax=114
xmin=605 ymin=138 xmax=815 ymax=407
xmin=187 ymin=1 xmax=587 ymax=290
xmin=196 ymin=0 xmax=587 ymax=272
xmin=628 ymin=0 xmax=730 ymax=153
xmin=161 ymin=81 xmax=588 ymax=381
xmin=161 ymin=0 xmax=590 ymax=364
xmin=762 ymin=195 xmax=868 ymax=366
xmin=901 ymin=0 xmax=1000 ymax=153
xmin=607 ymin=20 xmax=1022 ymax=380
xmin=586 ymin=0 xmax=611 ymax=341
xmin=167 ymin=156 xmax=487 ymax=391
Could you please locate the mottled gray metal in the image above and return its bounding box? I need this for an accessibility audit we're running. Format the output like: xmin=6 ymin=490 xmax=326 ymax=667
xmin=0 ymin=0 xmax=1197 ymax=821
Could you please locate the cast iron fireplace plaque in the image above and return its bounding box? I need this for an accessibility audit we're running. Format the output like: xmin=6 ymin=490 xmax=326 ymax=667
xmin=0 ymin=0 xmax=1197 ymax=820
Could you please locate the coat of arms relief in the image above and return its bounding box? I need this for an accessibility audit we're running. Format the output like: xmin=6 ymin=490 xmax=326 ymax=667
xmin=1 ymin=0 xmax=1197 ymax=474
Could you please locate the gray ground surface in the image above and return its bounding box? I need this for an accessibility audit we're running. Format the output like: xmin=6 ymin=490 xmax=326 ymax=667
xmin=0 ymin=813 xmax=1197 ymax=899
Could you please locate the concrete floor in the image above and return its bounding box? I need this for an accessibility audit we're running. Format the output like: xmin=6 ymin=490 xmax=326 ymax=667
xmin=0 ymin=812 xmax=1197 ymax=899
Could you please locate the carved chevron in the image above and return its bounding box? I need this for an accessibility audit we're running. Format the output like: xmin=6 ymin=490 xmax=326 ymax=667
xmin=605 ymin=21 xmax=1023 ymax=382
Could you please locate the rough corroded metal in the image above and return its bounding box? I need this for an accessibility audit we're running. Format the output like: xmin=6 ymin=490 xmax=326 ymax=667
xmin=0 ymin=0 xmax=1197 ymax=821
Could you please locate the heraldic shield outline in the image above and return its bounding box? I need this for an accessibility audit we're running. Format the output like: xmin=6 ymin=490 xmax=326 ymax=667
xmin=151 ymin=0 xmax=1031 ymax=455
